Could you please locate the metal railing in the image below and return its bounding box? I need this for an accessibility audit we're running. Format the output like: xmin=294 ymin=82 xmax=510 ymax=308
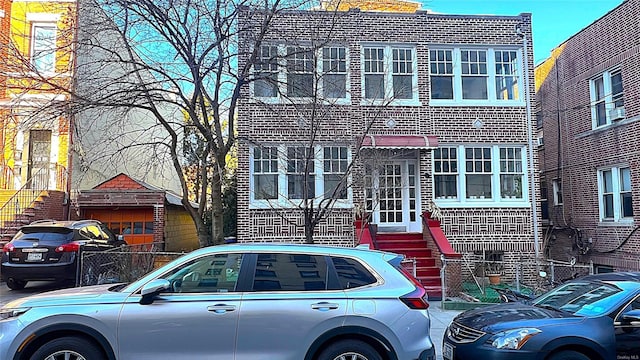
xmin=440 ymin=255 xmax=593 ymax=307
xmin=0 ymin=167 xmax=50 ymax=238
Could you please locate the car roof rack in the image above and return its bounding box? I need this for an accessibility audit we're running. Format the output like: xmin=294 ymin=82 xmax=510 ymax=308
xmin=29 ymin=219 xmax=58 ymax=225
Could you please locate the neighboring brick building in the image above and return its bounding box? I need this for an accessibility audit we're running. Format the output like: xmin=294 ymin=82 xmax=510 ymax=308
xmin=536 ymin=0 xmax=639 ymax=271
xmin=237 ymin=4 xmax=540 ymax=267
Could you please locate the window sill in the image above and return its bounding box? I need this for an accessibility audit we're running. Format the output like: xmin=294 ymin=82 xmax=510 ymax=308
xmin=597 ymin=220 xmax=635 ymax=227
xmin=579 ymin=115 xmax=640 ymax=139
xmin=249 ymin=97 xmax=352 ymax=106
xmin=249 ymin=198 xmax=353 ymax=210
xmin=434 ymin=199 xmax=531 ymax=208
xmin=360 ymin=99 xmax=422 ymax=107
xmin=429 ymin=99 xmax=525 ymax=107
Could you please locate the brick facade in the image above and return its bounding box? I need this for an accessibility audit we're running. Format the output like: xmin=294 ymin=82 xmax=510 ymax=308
xmin=537 ymin=0 xmax=640 ymax=270
xmin=237 ymin=7 xmax=540 ymax=259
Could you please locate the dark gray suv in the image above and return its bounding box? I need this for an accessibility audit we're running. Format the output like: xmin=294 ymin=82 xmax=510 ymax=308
xmin=1 ymin=243 xmax=435 ymax=360
xmin=1 ymin=219 xmax=125 ymax=290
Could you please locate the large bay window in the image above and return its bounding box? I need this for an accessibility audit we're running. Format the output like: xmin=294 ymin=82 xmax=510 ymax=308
xmin=598 ymin=166 xmax=633 ymax=222
xmin=250 ymin=145 xmax=351 ymax=207
xmin=433 ymin=145 xmax=528 ymax=206
xmin=429 ymin=47 xmax=522 ymax=105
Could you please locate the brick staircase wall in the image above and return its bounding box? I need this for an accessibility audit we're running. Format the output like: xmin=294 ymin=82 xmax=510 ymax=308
xmin=374 ymin=232 xmax=443 ymax=300
xmin=0 ymin=191 xmax=66 ymax=246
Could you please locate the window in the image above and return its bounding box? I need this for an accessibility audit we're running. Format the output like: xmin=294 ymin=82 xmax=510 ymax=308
xmin=252 ymin=147 xmax=279 ymax=200
xmin=331 ymin=256 xmax=377 ymax=289
xmin=254 ymin=45 xmax=279 ymax=98
xmin=590 ymin=68 xmax=624 ymax=127
xmin=362 ymin=45 xmax=417 ymax=104
xmin=432 ymin=145 xmax=529 ymax=205
xmin=323 ymin=146 xmax=348 ymax=199
xmin=499 ymin=147 xmax=523 ymax=199
xmin=287 ymin=147 xmax=315 ymax=199
xmin=286 ymin=47 xmax=314 ymax=97
xmin=162 ymin=253 xmax=244 ymax=293
xmin=553 ymin=179 xmax=563 ymax=206
xmin=429 ymin=47 xmax=522 ymax=104
xmin=250 ymin=145 xmax=351 ymax=206
xmin=540 ymin=181 xmax=549 ymax=220
xmin=465 ymin=147 xmax=492 ymax=199
xmin=31 ymin=24 xmax=56 ymax=73
xmin=322 ymin=47 xmax=347 ymax=99
xmin=599 ymin=166 xmax=633 ymax=222
xmin=251 ymin=253 xmax=329 ymax=291
xmin=433 ymin=147 xmax=458 ymax=199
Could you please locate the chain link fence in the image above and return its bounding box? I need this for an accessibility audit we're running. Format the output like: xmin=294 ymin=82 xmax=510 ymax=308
xmin=441 ymin=255 xmax=593 ymax=308
xmin=78 ymin=243 xmax=185 ymax=286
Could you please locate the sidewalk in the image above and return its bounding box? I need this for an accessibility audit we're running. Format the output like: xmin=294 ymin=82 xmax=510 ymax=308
xmin=430 ymin=301 xmax=463 ymax=360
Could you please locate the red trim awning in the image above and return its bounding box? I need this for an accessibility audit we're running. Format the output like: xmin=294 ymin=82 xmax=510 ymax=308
xmin=361 ymin=135 xmax=439 ymax=149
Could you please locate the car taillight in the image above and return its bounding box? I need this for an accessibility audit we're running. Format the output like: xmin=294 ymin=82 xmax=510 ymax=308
xmin=55 ymin=242 xmax=81 ymax=253
xmin=398 ymin=265 xmax=430 ymax=309
xmin=2 ymin=243 xmax=15 ymax=253
xmin=400 ymin=287 xmax=430 ymax=309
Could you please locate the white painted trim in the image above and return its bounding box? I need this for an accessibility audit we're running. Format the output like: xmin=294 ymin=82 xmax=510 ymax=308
xmin=26 ymin=13 xmax=61 ymax=22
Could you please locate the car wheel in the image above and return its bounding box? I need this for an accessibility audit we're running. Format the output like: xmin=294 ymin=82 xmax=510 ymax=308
xmin=317 ymin=339 xmax=383 ymax=360
xmin=6 ymin=278 xmax=27 ymax=290
xmin=30 ymin=336 xmax=105 ymax=360
xmin=548 ymin=350 xmax=590 ymax=360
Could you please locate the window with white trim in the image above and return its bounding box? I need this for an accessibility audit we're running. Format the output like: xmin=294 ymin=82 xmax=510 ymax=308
xmin=590 ymin=68 xmax=624 ymax=128
xmin=432 ymin=145 xmax=528 ymax=205
xmin=287 ymin=147 xmax=315 ymax=199
xmin=322 ymin=47 xmax=347 ymax=99
xmin=598 ymin=166 xmax=633 ymax=222
xmin=250 ymin=145 xmax=351 ymax=207
xmin=429 ymin=47 xmax=522 ymax=105
xmin=362 ymin=45 xmax=418 ymax=104
xmin=252 ymin=45 xmax=350 ymax=102
xmin=252 ymin=147 xmax=279 ymax=200
xmin=552 ymin=179 xmax=563 ymax=206
xmin=31 ymin=24 xmax=56 ymax=73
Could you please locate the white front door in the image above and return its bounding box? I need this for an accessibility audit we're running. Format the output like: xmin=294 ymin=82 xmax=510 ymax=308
xmin=366 ymin=160 xmax=421 ymax=232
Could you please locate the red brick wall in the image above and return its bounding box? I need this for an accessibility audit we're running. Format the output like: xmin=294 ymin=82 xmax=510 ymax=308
xmin=237 ymin=9 xmax=539 ymax=256
xmin=95 ymin=174 xmax=146 ymax=190
xmin=537 ymin=0 xmax=640 ymax=269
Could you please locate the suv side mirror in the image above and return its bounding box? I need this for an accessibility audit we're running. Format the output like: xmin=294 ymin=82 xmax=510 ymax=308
xmin=140 ymin=279 xmax=170 ymax=305
xmin=621 ymin=309 xmax=640 ymax=324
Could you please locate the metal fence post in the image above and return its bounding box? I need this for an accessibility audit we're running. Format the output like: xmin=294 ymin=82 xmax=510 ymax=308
xmin=440 ymin=255 xmax=447 ymax=309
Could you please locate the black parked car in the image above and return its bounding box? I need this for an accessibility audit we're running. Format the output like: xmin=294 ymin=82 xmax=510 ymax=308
xmin=444 ymin=272 xmax=640 ymax=360
xmin=1 ymin=220 xmax=126 ymax=290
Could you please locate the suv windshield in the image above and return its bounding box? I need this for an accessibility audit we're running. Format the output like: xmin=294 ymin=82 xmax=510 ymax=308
xmin=533 ymin=280 xmax=625 ymax=316
xmin=12 ymin=227 xmax=74 ymax=247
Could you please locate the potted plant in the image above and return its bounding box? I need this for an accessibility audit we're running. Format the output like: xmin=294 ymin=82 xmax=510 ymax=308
xmin=485 ymin=261 xmax=504 ymax=285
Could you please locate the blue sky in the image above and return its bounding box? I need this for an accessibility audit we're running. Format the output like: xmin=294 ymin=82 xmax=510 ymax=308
xmin=419 ymin=0 xmax=625 ymax=64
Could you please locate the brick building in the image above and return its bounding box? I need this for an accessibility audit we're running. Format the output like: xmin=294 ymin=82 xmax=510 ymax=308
xmin=237 ymin=4 xmax=540 ymax=273
xmin=536 ymin=0 xmax=639 ymax=271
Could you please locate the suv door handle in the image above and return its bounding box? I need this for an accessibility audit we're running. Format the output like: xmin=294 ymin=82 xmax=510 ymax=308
xmin=311 ymin=302 xmax=339 ymax=311
xmin=207 ymin=304 xmax=236 ymax=314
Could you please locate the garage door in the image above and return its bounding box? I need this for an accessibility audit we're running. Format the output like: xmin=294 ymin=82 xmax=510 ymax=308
xmin=84 ymin=208 xmax=155 ymax=246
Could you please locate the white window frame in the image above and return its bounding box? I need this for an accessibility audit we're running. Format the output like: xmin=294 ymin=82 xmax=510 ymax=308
xmin=251 ymin=44 xmax=351 ymax=105
xmin=31 ymin=23 xmax=57 ymax=74
xmin=360 ymin=43 xmax=420 ymax=106
xmin=597 ymin=166 xmax=633 ymax=223
xmin=552 ymin=179 xmax=563 ymax=206
xmin=590 ymin=68 xmax=624 ymax=128
xmin=249 ymin=145 xmax=353 ymax=208
xmin=429 ymin=47 xmax=524 ymax=107
xmin=321 ymin=46 xmax=350 ymax=102
xmin=433 ymin=145 xmax=530 ymax=208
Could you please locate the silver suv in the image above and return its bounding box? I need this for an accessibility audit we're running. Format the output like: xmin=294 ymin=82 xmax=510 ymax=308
xmin=0 ymin=243 xmax=435 ymax=360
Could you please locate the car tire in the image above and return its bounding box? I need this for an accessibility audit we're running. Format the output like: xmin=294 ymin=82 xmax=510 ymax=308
xmin=30 ymin=336 xmax=105 ymax=360
xmin=317 ymin=339 xmax=383 ymax=360
xmin=548 ymin=350 xmax=590 ymax=360
xmin=6 ymin=278 xmax=27 ymax=290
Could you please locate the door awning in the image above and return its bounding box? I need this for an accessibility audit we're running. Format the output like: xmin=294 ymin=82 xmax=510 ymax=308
xmin=361 ymin=135 xmax=439 ymax=149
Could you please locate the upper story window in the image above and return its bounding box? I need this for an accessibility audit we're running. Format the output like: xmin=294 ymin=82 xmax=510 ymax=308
xmin=250 ymin=145 xmax=352 ymax=207
xmin=552 ymin=179 xmax=563 ymax=206
xmin=362 ymin=44 xmax=418 ymax=105
xmin=590 ymin=68 xmax=624 ymax=128
xmin=252 ymin=44 xmax=350 ymax=103
xmin=598 ymin=166 xmax=633 ymax=222
xmin=31 ymin=24 xmax=56 ymax=73
xmin=429 ymin=47 xmax=522 ymax=106
xmin=433 ymin=145 xmax=528 ymax=206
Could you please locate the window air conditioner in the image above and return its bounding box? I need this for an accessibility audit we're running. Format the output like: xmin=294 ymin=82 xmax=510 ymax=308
xmin=609 ymin=107 xmax=625 ymax=121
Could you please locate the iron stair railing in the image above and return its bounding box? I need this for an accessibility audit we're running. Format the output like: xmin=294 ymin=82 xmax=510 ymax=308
xmin=0 ymin=167 xmax=51 ymax=240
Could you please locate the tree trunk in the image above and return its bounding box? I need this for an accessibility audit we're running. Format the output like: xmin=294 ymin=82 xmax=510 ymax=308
xmin=210 ymin=166 xmax=225 ymax=246
xmin=304 ymin=208 xmax=314 ymax=244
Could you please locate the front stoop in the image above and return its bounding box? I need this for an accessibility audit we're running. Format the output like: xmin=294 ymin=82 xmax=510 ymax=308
xmin=374 ymin=232 xmax=442 ymax=300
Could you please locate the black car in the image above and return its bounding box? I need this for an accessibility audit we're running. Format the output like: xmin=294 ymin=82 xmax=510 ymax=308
xmin=443 ymin=272 xmax=640 ymax=360
xmin=1 ymin=219 xmax=126 ymax=290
